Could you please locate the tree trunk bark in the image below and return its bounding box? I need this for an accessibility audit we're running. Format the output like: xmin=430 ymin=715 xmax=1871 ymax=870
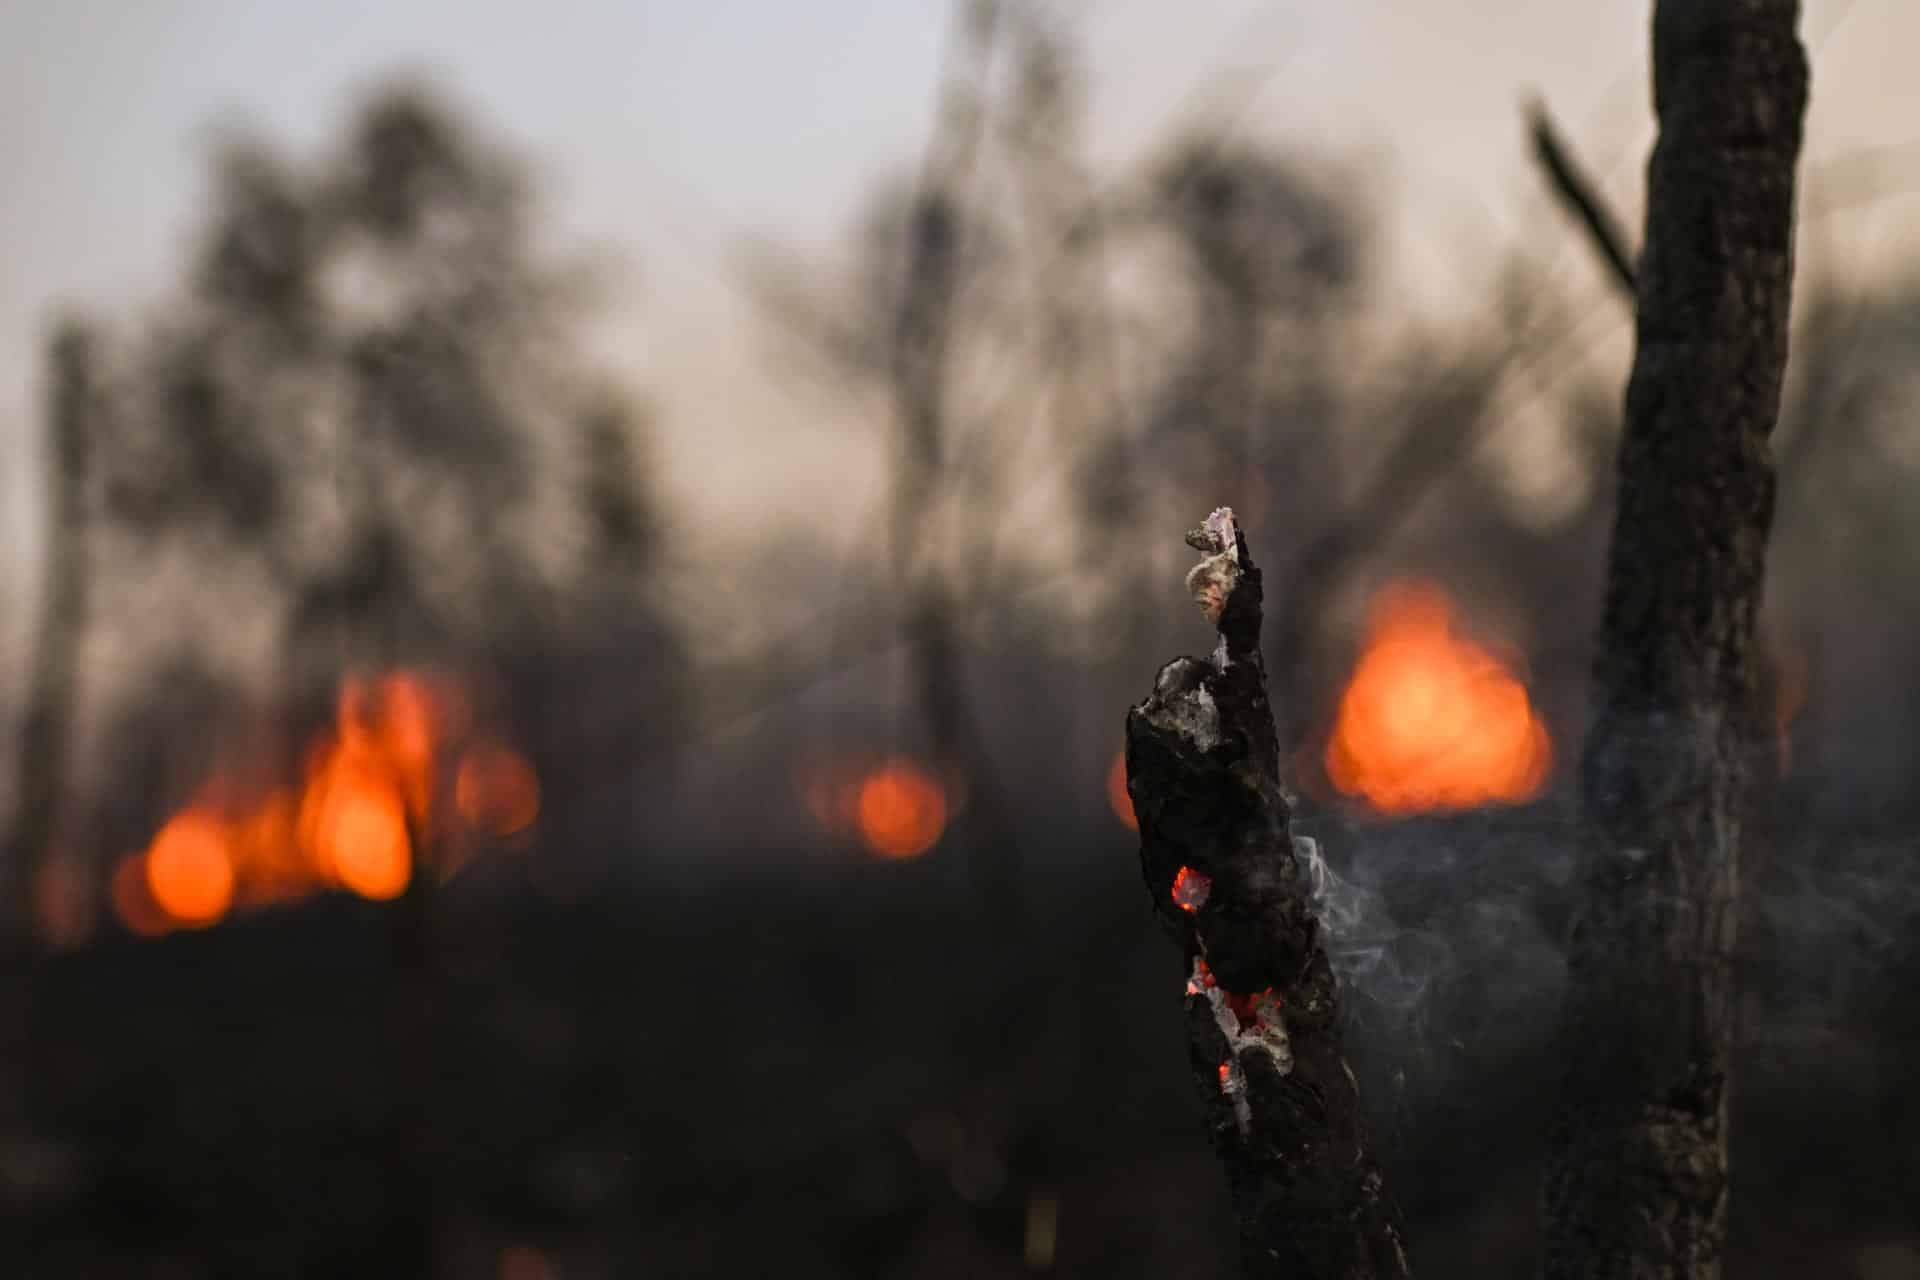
xmin=1126 ymin=509 xmax=1411 ymax=1280
xmin=1545 ymin=4 xmax=1808 ymax=1278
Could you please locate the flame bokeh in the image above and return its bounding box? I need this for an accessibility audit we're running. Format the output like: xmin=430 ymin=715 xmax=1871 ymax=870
xmin=795 ymin=755 xmax=951 ymax=860
xmin=112 ymin=668 xmax=540 ymax=936
xmin=456 ymin=741 xmax=542 ymax=837
xmin=856 ymin=761 xmax=948 ymax=860
xmin=144 ymin=810 xmax=238 ymax=924
xmin=1325 ymin=581 xmax=1551 ymax=815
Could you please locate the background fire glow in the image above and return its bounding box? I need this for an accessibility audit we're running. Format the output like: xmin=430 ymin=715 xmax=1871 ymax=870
xmin=104 ymin=670 xmax=540 ymax=936
xmin=1325 ymin=581 xmax=1551 ymax=815
xmin=798 ymin=756 xmax=951 ymax=860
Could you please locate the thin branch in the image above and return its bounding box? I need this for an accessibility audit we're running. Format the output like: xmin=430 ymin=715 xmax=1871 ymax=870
xmin=1526 ymin=95 xmax=1639 ymax=304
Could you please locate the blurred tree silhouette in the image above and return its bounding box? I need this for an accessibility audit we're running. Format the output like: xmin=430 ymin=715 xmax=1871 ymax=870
xmin=79 ymin=83 xmax=674 ymax=704
xmin=13 ymin=13 xmax=1920 ymax=1276
xmin=5 ymin=82 xmax=683 ymax=1272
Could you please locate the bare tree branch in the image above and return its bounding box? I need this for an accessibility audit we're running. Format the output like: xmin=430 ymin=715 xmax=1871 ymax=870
xmin=1526 ymin=96 xmax=1638 ymax=304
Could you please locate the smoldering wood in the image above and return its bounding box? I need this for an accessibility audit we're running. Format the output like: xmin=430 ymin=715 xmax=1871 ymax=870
xmin=1545 ymin=3 xmax=1809 ymax=1277
xmin=1125 ymin=509 xmax=1412 ymax=1280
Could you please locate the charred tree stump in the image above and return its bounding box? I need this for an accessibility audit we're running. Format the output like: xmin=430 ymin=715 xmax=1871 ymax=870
xmin=1545 ymin=3 xmax=1809 ymax=1278
xmin=1125 ymin=508 xmax=1411 ymax=1280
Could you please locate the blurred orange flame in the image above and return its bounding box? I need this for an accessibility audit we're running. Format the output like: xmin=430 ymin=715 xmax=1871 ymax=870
xmin=145 ymin=810 xmax=237 ymax=925
xmin=121 ymin=667 xmax=537 ymax=934
xmin=855 ymin=759 xmax=948 ymax=859
xmin=1107 ymin=751 xmax=1136 ymax=830
xmin=1325 ymin=581 xmax=1551 ymax=815
xmin=306 ymin=760 xmax=411 ymax=901
xmin=456 ymin=741 xmax=542 ymax=837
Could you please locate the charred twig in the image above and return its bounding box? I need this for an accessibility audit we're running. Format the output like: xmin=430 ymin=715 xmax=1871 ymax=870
xmin=1125 ymin=508 xmax=1412 ymax=1280
xmin=1525 ymin=96 xmax=1638 ymax=304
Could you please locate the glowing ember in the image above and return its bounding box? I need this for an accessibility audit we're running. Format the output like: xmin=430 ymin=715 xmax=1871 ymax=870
xmin=145 ymin=810 xmax=237 ymax=925
xmin=456 ymin=741 xmax=541 ymax=836
xmin=1325 ymin=581 xmax=1551 ymax=814
xmin=856 ymin=760 xmax=947 ymax=859
xmin=1171 ymin=865 xmax=1211 ymax=912
xmin=1225 ymin=988 xmax=1280 ymax=1028
xmin=1182 ymin=955 xmax=1213 ymax=997
xmin=1106 ymin=751 xmax=1136 ymax=830
xmin=1217 ymin=1061 xmax=1232 ymax=1087
xmin=1186 ymin=955 xmax=1220 ymax=995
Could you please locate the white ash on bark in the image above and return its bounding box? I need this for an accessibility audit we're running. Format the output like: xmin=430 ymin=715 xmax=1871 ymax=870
xmin=1126 ymin=508 xmax=1412 ymax=1280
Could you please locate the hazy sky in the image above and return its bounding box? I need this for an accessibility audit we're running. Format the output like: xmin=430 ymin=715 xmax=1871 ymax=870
xmin=4 ymin=0 xmax=1917 ymax=662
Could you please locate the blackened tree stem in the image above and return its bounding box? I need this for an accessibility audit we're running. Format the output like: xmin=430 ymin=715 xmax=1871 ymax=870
xmin=1126 ymin=508 xmax=1412 ymax=1280
xmin=1546 ymin=3 xmax=1809 ymax=1277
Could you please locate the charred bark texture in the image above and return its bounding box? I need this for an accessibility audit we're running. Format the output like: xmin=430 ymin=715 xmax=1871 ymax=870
xmin=1126 ymin=510 xmax=1411 ymax=1280
xmin=1546 ymin=4 xmax=1807 ymax=1279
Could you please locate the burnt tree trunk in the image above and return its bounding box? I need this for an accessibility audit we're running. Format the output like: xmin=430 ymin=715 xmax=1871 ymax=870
xmin=1545 ymin=4 xmax=1807 ymax=1278
xmin=1126 ymin=509 xmax=1411 ymax=1280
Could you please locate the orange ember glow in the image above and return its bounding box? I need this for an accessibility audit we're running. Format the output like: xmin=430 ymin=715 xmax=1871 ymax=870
xmin=456 ymin=741 xmax=542 ymax=836
xmin=1171 ymin=865 xmax=1211 ymax=912
xmin=1325 ymin=582 xmax=1551 ymax=815
xmin=1217 ymin=1062 xmax=1233 ymax=1088
xmin=145 ymin=810 xmax=237 ymax=925
xmin=856 ymin=760 xmax=948 ymax=859
xmin=1107 ymin=751 xmax=1136 ymax=830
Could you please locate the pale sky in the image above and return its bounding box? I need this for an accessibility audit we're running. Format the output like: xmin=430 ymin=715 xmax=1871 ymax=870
xmin=4 ymin=0 xmax=1917 ymax=671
